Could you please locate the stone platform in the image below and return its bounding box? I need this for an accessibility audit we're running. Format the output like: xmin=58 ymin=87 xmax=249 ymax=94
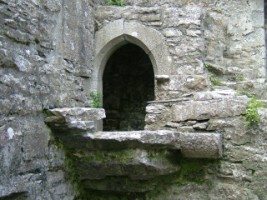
xmin=45 ymin=107 xmax=223 ymax=193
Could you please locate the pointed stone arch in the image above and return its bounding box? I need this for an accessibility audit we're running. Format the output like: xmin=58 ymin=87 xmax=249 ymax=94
xmin=91 ymin=19 xmax=173 ymax=94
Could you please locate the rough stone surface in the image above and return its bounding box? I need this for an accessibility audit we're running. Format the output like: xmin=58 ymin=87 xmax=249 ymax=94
xmin=86 ymin=130 xmax=180 ymax=149
xmin=180 ymin=132 xmax=222 ymax=158
xmin=45 ymin=109 xmax=222 ymax=195
xmin=144 ymin=89 xmax=267 ymax=199
xmin=85 ymin=131 xmax=222 ymax=158
xmin=0 ymin=0 xmax=100 ymax=199
xmin=45 ymin=107 xmax=106 ymax=132
xmin=171 ymin=96 xmax=249 ymax=122
xmin=46 ymin=108 xmax=106 ymax=121
xmin=145 ymin=90 xmax=249 ymax=130
xmin=74 ymin=148 xmax=180 ymax=192
xmin=45 ymin=108 xmax=223 ymax=159
xmin=1 ymin=0 xmax=267 ymax=199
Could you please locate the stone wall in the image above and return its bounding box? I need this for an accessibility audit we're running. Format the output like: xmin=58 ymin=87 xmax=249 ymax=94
xmin=0 ymin=0 xmax=267 ymax=199
xmin=95 ymin=0 xmax=266 ymax=99
xmin=94 ymin=0 xmax=267 ymax=199
xmin=0 ymin=0 xmax=99 ymax=199
xmin=265 ymin=0 xmax=267 ymax=60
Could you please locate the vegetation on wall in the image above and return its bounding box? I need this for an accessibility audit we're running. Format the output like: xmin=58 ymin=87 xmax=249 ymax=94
xmin=105 ymin=0 xmax=126 ymax=6
xmin=208 ymin=73 xmax=224 ymax=87
xmin=89 ymin=92 xmax=101 ymax=108
xmin=204 ymin=63 xmax=224 ymax=87
xmin=244 ymin=96 xmax=265 ymax=127
xmin=145 ymin=158 xmax=216 ymax=200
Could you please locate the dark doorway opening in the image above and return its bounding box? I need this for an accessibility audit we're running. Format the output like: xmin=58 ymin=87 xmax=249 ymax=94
xmin=103 ymin=43 xmax=155 ymax=131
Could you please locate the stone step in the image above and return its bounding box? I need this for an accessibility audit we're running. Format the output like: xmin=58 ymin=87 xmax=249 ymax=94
xmin=45 ymin=108 xmax=222 ymax=159
xmin=44 ymin=107 xmax=105 ymax=132
xmin=72 ymin=149 xmax=179 ymax=181
xmin=44 ymin=107 xmax=223 ymax=194
xmin=84 ymin=131 xmax=222 ymax=159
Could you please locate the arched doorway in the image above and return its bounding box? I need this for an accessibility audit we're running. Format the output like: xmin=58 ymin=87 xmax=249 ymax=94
xmin=103 ymin=43 xmax=155 ymax=131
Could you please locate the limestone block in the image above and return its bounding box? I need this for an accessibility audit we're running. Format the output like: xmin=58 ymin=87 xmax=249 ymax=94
xmin=162 ymin=6 xmax=202 ymax=27
xmin=140 ymin=14 xmax=161 ymax=22
xmin=148 ymin=42 xmax=173 ymax=75
xmin=95 ymin=19 xmax=124 ymax=55
xmin=163 ymin=28 xmax=183 ymax=38
xmin=85 ymin=130 xmax=180 ymax=149
xmin=75 ymin=149 xmax=179 ymax=181
xmin=46 ymin=107 xmax=106 ymax=122
xmin=45 ymin=108 xmax=106 ymax=132
xmin=193 ymin=89 xmax=238 ymax=101
xmin=146 ymin=104 xmax=168 ymax=114
xmin=67 ymin=121 xmax=95 ymax=131
xmin=209 ymin=183 xmax=260 ymax=200
xmin=192 ymin=122 xmax=208 ymax=130
xmin=259 ymin=108 xmax=267 ymax=138
xmin=85 ymin=130 xmax=222 ymax=159
xmin=172 ymin=97 xmax=248 ymax=122
xmin=79 ymin=149 xmax=179 ymax=193
xmin=43 ymin=0 xmax=61 ymax=12
xmin=208 ymin=116 xmax=250 ymax=145
xmin=124 ymin=21 xmax=163 ymax=52
xmin=156 ymin=75 xmax=208 ymax=96
xmin=180 ymin=132 xmax=223 ymax=159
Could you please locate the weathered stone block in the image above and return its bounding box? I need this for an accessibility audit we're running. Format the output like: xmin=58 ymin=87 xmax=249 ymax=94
xmin=172 ymin=97 xmax=248 ymax=122
xmin=45 ymin=108 xmax=106 ymax=132
xmin=180 ymin=132 xmax=223 ymax=159
xmin=84 ymin=130 xmax=222 ymax=159
xmin=46 ymin=107 xmax=106 ymax=122
xmin=85 ymin=130 xmax=180 ymax=149
xmin=74 ymin=149 xmax=179 ymax=181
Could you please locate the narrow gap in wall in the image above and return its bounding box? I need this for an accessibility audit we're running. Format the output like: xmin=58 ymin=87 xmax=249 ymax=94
xmin=103 ymin=43 xmax=155 ymax=131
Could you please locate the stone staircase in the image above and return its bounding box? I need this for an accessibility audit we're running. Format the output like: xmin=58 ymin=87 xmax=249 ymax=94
xmin=45 ymin=106 xmax=223 ymax=194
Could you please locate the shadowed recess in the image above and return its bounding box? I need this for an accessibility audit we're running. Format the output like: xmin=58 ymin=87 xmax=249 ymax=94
xmin=103 ymin=43 xmax=154 ymax=131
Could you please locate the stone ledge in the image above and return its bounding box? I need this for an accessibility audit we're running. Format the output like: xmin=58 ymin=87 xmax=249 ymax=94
xmin=180 ymin=132 xmax=223 ymax=158
xmin=45 ymin=107 xmax=105 ymax=132
xmin=45 ymin=107 xmax=106 ymax=121
xmin=85 ymin=131 xmax=223 ymax=159
xmin=73 ymin=149 xmax=180 ymax=181
xmin=45 ymin=107 xmax=223 ymax=159
xmin=45 ymin=107 xmax=223 ymax=194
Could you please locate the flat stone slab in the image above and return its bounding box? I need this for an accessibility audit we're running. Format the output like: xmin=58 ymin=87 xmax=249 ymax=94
xmin=85 ymin=130 xmax=180 ymax=149
xmin=85 ymin=131 xmax=222 ymax=159
xmin=45 ymin=107 xmax=223 ymax=159
xmin=45 ymin=107 xmax=106 ymax=122
xmin=73 ymin=149 xmax=179 ymax=181
xmin=45 ymin=107 xmax=105 ymax=131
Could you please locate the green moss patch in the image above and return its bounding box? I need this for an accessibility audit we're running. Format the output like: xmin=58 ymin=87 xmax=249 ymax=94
xmin=105 ymin=0 xmax=126 ymax=6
